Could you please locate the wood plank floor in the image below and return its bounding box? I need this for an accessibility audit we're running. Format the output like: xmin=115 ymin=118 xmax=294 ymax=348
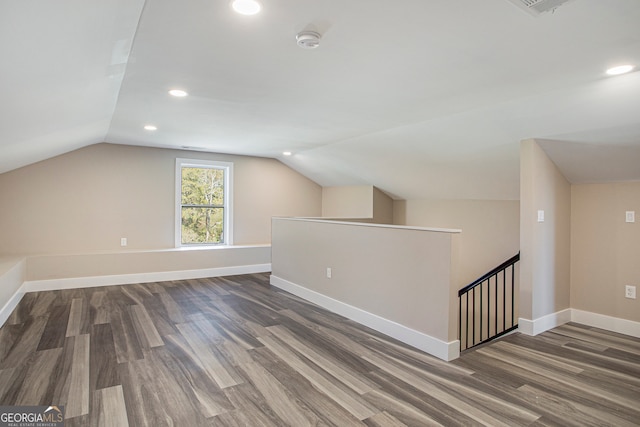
xmin=1 ymin=273 xmax=639 ymax=426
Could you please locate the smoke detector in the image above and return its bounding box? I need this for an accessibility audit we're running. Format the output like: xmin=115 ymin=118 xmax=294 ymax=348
xmin=296 ymin=31 xmax=321 ymax=49
xmin=506 ymin=0 xmax=575 ymax=16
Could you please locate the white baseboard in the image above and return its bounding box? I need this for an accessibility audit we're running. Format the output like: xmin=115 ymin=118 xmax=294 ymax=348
xmin=270 ymin=275 xmax=459 ymax=361
xmin=519 ymin=308 xmax=640 ymax=339
xmin=0 ymin=289 xmax=26 ymax=328
xmin=22 ymin=263 xmax=272 ymax=292
xmin=519 ymin=308 xmax=572 ymax=336
xmin=571 ymin=309 xmax=640 ymax=338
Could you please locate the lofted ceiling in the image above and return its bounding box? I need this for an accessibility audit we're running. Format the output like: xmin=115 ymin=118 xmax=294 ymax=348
xmin=1 ymin=0 xmax=640 ymax=200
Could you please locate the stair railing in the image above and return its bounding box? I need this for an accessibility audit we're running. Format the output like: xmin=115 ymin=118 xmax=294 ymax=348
xmin=458 ymin=252 xmax=520 ymax=351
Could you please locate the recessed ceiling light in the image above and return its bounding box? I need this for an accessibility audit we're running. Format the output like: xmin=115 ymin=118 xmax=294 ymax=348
xmin=232 ymin=0 xmax=261 ymax=15
xmin=283 ymin=151 xmax=292 ymax=156
xmin=144 ymin=125 xmax=157 ymax=131
xmin=606 ymin=65 xmax=635 ymax=76
xmin=168 ymin=89 xmax=188 ymax=97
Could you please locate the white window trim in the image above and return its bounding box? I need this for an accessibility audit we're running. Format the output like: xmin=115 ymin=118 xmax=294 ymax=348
xmin=175 ymin=158 xmax=234 ymax=247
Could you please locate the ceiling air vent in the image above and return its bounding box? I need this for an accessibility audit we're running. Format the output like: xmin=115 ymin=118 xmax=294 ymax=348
xmin=506 ymin=0 xmax=575 ymax=16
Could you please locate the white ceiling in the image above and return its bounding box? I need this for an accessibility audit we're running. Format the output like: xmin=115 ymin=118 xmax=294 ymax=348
xmin=1 ymin=0 xmax=640 ymax=200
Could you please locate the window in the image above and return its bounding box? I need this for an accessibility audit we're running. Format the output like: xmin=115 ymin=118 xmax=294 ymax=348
xmin=176 ymin=158 xmax=233 ymax=246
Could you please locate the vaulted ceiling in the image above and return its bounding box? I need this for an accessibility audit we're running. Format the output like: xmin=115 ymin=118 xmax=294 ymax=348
xmin=2 ymin=0 xmax=639 ymax=199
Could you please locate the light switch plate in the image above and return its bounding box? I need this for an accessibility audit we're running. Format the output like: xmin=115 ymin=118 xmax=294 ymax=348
xmin=537 ymin=210 xmax=545 ymax=222
xmin=626 ymin=211 xmax=635 ymax=223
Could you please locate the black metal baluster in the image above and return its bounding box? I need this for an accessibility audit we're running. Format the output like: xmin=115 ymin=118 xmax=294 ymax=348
xmin=486 ymin=278 xmax=490 ymax=339
xmin=480 ymin=283 xmax=484 ymax=344
xmin=466 ymin=291 xmax=470 ymax=349
xmin=459 ymin=294 xmax=463 ymax=350
xmin=487 ymin=278 xmax=490 ymax=341
xmin=458 ymin=252 xmax=519 ymax=351
xmin=472 ymin=288 xmax=476 ymax=347
xmin=493 ymin=273 xmax=497 ymax=335
xmin=501 ymin=267 xmax=505 ymax=331
xmin=511 ymin=263 xmax=515 ymax=327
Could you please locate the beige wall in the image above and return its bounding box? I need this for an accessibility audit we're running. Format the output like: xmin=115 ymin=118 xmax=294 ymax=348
xmin=0 ymin=143 xmax=322 ymax=255
xmin=26 ymin=246 xmax=271 ymax=281
xmin=394 ymin=199 xmax=519 ymax=288
xmin=372 ymin=187 xmax=394 ymax=224
xmin=322 ymin=185 xmax=373 ymax=219
xmin=321 ymin=185 xmax=393 ymax=224
xmin=571 ymin=182 xmax=640 ymax=322
xmin=271 ymin=218 xmax=460 ymax=344
xmin=520 ymin=139 xmax=571 ymax=321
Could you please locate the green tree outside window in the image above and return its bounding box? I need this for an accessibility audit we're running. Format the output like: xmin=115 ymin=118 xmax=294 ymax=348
xmin=181 ymin=167 xmax=225 ymax=244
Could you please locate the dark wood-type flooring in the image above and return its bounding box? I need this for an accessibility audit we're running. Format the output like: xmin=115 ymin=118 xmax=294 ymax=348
xmin=1 ymin=273 xmax=639 ymax=426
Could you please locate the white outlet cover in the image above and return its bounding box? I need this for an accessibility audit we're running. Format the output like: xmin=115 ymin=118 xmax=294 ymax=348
xmin=537 ymin=210 xmax=545 ymax=222
xmin=626 ymin=211 xmax=635 ymax=223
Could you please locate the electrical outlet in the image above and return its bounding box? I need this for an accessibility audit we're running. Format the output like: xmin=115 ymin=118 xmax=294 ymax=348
xmin=326 ymin=267 xmax=332 ymax=279
xmin=626 ymin=285 xmax=636 ymax=299
xmin=121 ymin=237 xmax=127 ymax=247
xmin=537 ymin=210 xmax=545 ymax=222
xmin=626 ymin=211 xmax=635 ymax=223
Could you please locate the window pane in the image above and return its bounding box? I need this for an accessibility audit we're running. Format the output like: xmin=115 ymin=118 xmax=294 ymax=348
xmin=181 ymin=207 xmax=224 ymax=244
xmin=181 ymin=167 xmax=224 ymax=206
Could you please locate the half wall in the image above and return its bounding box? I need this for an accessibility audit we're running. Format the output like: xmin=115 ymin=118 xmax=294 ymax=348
xmin=271 ymin=217 xmax=461 ymax=361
